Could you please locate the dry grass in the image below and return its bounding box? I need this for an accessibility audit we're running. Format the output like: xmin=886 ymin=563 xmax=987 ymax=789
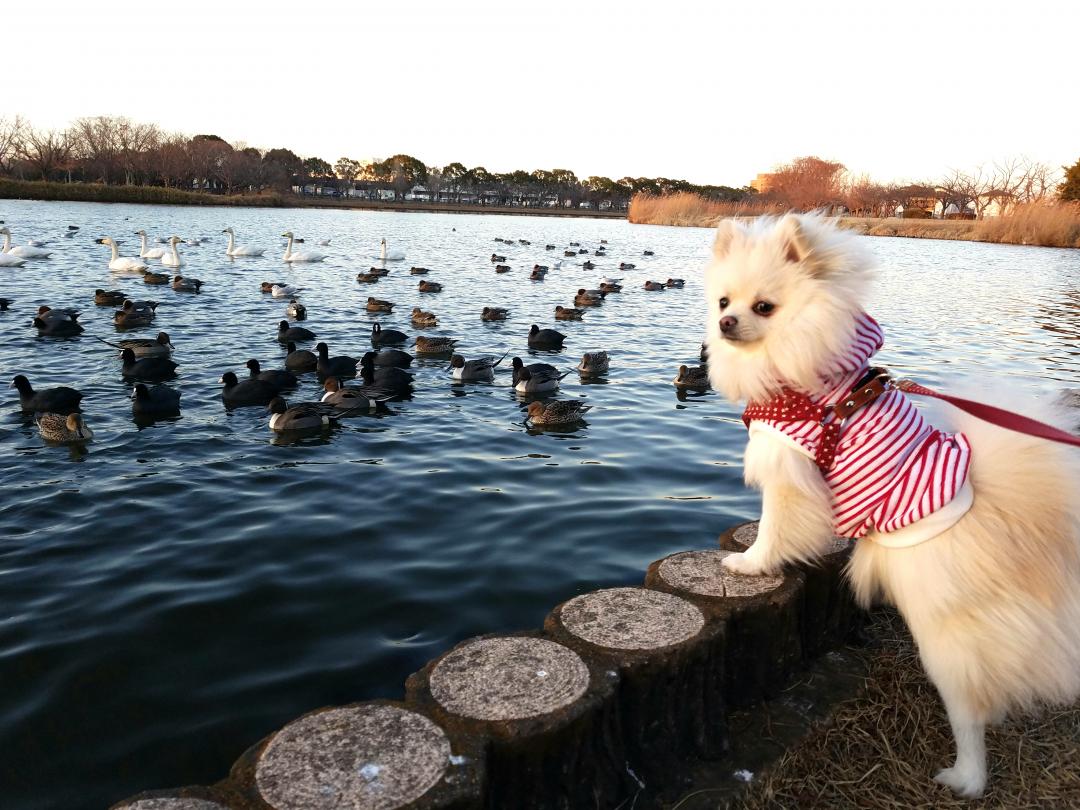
xmin=736 ymin=609 xmax=1080 ymax=810
xmin=630 ymin=192 xmax=1080 ymax=248
xmin=0 ymin=179 xmax=286 ymax=207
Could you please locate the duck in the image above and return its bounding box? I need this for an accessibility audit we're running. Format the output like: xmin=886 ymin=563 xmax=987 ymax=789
xmin=555 ymin=306 xmax=584 ymax=321
xmin=563 ymin=250 xmax=576 ymax=258
xmin=318 ymin=238 xmax=331 ymax=247
xmin=491 ymin=253 xmax=506 ymax=262
xmin=161 ymin=236 xmax=184 ymax=268
xmin=414 ymin=336 xmax=458 ymax=355
xmin=114 ymin=300 xmax=157 ymax=329
xmin=518 ymin=239 xmax=531 ymax=245
xmin=357 ymin=354 xmax=415 ymax=391
xmin=378 ymin=238 xmax=405 ymax=262
xmin=282 ymin=231 xmax=326 ymax=263
xmin=673 ymin=364 xmax=709 ymax=391
xmin=172 ymin=275 xmax=203 ymax=292
xmin=278 ymin=320 xmax=316 ymax=343
xmin=545 ymin=244 xmax=556 ymax=250
xmin=410 ymin=266 xmax=430 ymax=275
xmin=514 ymin=367 xmax=567 ymax=394
xmin=665 ymin=278 xmax=686 ymax=288
xmin=578 ymin=351 xmax=610 ymax=376
xmin=574 ymin=288 xmax=604 ymax=307
xmin=356 ymin=271 xmax=381 ymax=284
xmin=286 ymin=299 xmax=306 ymax=320
xmin=481 ymin=307 xmax=509 ymax=321
xmin=643 ymin=250 xmax=655 ymax=256
xmin=418 ymin=280 xmax=443 ymax=293
xmin=533 ymin=264 xmax=549 ymax=273
xmin=643 ymin=280 xmax=666 ymax=291
xmin=220 ymin=371 xmax=281 ymax=408
xmin=577 ymin=248 xmax=588 ymax=255
xmin=36 ymin=412 xmax=93 ymax=443
xmin=143 ymin=271 xmax=170 ymax=285
xmin=94 ymin=289 xmax=128 ymax=306
xmin=131 ymin=383 xmax=181 ymax=417
xmin=511 ymin=357 xmax=565 ymax=390
xmin=371 ymin=323 xmax=408 ymax=346
xmin=495 ymin=264 xmax=511 ymax=273
xmin=11 ymin=375 xmax=83 ymax=414
xmin=569 ymin=241 xmax=581 ymax=247
xmin=121 ymin=348 xmax=177 ymax=381
xmin=367 ymin=266 xmax=390 ymax=277
xmin=526 ymin=400 xmax=591 ymax=425
xmin=315 ymin=342 xmax=358 ymax=378
xmin=0 ymin=297 xmax=11 ymax=310
xmin=529 ymin=268 xmax=547 ymax=281
xmin=34 ymin=306 xmax=84 ymax=336
xmin=366 ymin=297 xmax=394 ymax=313
xmin=222 ymin=227 xmax=265 ymax=257
xmin=184 ymin=236 xmax=202 ymax=247
xmin=117 ymin=331 xmax=173 ymax=358
xmin=448 ymin=352 xmax=508 ymax=382
xmin=96 ymin=237 xmax=148 ymax=273
xmin=600 ymin=239 xmax=608 ymax=244
xmin=601 ymin=276 xmax=623 ymax=285
xmin=599 ymin=281 xmax=622 ymax=293
xmin=267 ymin=397 xmax=341 ymax=432
xmin=285 ymin=341 xmax=318 ymax=372
xmin=619 ymin=262 xmax=636 ymax=270
xmin=246 ymin=359 xmax=298 ymax=390
xmin=261 ymin=281 xmax=288 ymax=293
xmin=271 ymin=284 xmax=301 ymax=298
xmin=411 ymin=307 xmax=438 ymax=327
xmin=135 ymin=230 xmax=166 ymax=259
xmin=321 ymin=378 xmax=391 ymax=412
xmin=528 ymin=324 xmax=566 ymax=350
xmin=0 ymin=227 xmax=52 ymax=258
xmin=371 ymin=347 xmax=413 ymax=368
xmin=582 ymin=260 xmax=596 ymax=270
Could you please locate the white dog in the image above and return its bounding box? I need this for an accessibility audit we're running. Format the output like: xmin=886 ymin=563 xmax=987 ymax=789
xmin=704 ymin=214 xmax=1080 ymax=797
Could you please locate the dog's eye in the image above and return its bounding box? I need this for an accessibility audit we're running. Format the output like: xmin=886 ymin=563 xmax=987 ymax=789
xmin=718 ymin=297 xmax=729 ymax=309
xmin=753 ymin=301 xmax=775 ymax=316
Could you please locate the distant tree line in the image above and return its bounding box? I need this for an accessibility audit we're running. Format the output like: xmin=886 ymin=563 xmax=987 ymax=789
xmin=0 ymin=114 xmax=755 ymax=209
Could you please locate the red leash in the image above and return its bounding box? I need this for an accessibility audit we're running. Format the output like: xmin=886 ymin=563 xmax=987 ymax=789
xmin=894 ymin=379 xmax=1080 ymax=449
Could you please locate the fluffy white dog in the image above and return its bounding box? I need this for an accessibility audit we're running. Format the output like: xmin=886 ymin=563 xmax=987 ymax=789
xmin=704 ymin=213 xmax=1080 ymax=797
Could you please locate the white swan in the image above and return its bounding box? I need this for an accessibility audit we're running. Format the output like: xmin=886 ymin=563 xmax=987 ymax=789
xmin=95 ymin=237 xmax=149 ymax=273
xmin=223 ymin=227 xmax=265 ymax=257
xmin=378 ymin=238 xmax=405 ymax=262
xmin=1 ymin=227 xmax=52 ymax=258
xmin=161 ymin=236 xmax=184 ymax=268
xmin=281 ymin=231 xmax=325 ymax=263
xmin=135 ymin=230 xmax=166 ymax=259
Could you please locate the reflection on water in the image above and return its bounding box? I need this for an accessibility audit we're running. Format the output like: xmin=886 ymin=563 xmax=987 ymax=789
xmin=0 ymin=200 xmax=1077 ymax=810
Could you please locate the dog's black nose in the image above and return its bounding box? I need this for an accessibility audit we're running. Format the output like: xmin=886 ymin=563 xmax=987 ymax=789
xmin=720 ymin=316 xmax=738 ymax=333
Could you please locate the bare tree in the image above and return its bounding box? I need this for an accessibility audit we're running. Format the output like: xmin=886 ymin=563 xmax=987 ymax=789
xmin=19 ymin=126 xmax=74 ymax=181
xmin=71 ymin=116 xmax=120 ymax=183
xmin=0 ymin=115 xmax=26 ymax=176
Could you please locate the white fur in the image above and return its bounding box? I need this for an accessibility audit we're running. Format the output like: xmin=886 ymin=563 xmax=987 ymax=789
xmin=706 ymin=214 xmax=1080 ymax=798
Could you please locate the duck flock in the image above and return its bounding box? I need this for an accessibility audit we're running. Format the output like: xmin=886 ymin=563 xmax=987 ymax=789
xmin=2 ymin=217 xmax=712 ymax=447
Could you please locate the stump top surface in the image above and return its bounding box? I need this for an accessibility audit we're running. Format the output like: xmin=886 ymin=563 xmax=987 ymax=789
xmin=733 ymin=521 xmax=850 ymax=556
xmin=121 ymin=802 xmax=226 ymax=810
xmin=559 ymin=587 xmax=704 ymax=650
xmin=659 ymin=549 xmax=785 ymax=597
xmin=430 ymin=636 xmax=590 ymax=721
xmin=255 ymin=704 xmax=450 ymax=810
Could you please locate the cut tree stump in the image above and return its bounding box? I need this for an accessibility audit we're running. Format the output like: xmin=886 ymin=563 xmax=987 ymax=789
xmin=405 ymin=631 xmax=625 ymax=810
xmin=645 ymin=548 xmax=805 ymax=708
xmin=109 ymin=787 xmax=238 ymax=810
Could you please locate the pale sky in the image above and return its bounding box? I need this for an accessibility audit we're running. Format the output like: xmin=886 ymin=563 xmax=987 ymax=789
xmin=8 ymin=0 xmax=1078 ymax=187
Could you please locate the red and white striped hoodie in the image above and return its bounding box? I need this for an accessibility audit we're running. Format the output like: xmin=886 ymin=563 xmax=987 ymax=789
xmin=745 ymin=313 xmax=972 ymax=546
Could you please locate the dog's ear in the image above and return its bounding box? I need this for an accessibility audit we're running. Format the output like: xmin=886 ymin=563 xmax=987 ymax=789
xmin=778 ymin=215 xmax=825 ymax=276
xmin=712 ymin=219 xmax=739 ymax=259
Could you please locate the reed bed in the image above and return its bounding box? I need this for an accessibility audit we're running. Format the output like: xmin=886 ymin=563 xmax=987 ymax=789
xmin=628 ymin=192 xmax=782 ymax=227
xmin=0 ymin=179 xmax=285 ymax=207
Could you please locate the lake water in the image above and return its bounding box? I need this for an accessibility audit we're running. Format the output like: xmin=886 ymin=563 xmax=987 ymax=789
xmin=0 ymin=200 xmax=1077 ymax=809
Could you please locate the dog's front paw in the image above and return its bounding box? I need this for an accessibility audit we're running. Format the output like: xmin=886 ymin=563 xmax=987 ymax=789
xmin=721 ymin=551 xmax=770 ymax=577
xmin=934 ymin=765 xmax=986 ymax=798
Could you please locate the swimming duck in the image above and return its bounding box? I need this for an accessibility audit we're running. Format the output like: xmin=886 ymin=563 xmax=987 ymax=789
xmin=491 ymin=254 xmax=506 ymax=262
xmin=563 ymin=250 xmax=576 ymax=258
xmin=577 ymin=248 xmax=588 ymax=255
xmin=285 ymin=342 xmax=318 ymax=372
xmin=519 ymin=239 xmax=531 ymax=245
xmin=410 ymin=266 xmax=430 ymax=275
xmin=371 ymin=323 xmax=408 ymax=346
xmin=495 ymin=265 xmax=511 ymax=273
xmin=414 ymin=336 xmax=458 ymax=355
xmin=94 ymin=289 xmax=128 ymax=306
xmin=357 ymin=354 xmax=415 ymax=391
xmin=619 ymin=262 xmax=636 ymax=270
xmin=481 ymin=307 xmax=509 ymax=321
xmin=555 ymin=306 xmax=584 ymax=321
xmin=114 ymin=302 xmax=155 ymax=329
xmin=11 ymin=375 xmax=83 ymax=413
xmin=246 ymin=359 xmax=298 ymax=390
xmin=411 ymin=307 xmax=438 ymax=327
xmin=271 ymin=284 xmax=301 ymax=298
xmin=569 ymin=242 xmax=581 ymax=247
xmin=577 ymin=351 xmax=610 ymax=376
xmin=278 ymin=320 xmax=316 ymax=343
xmin=448 ymin=352 xmax=508 ymax=382
xmin=0 ymin=298 xmax=11 ymax=310
xmin=582 ymin=260 xmax=596 ymax=270
xmin=545 ymin=244 xmax=556 ymax=250
xmin=34 ymin=306 xmax=84 ymax=336
xmin=511 ymin=356 xmax=557 ymax=382
xmin=643 ymin=250 xmax=655 ymax=256
xmin=526 ymin=399 xmax=591 ymax=425
xmin=172 ymin=275 xmax=203 ymax=292
xmin=220 ymin=371 xmax=281 ymax=408
xmin=356 ymin=271 xmax=381 ymax=284
xmin=121 ymin=348 xmax=177 ymax=381
xmin=371 ymin=347 xmax=413 ymax=368
xmin=673 ymin=364 xmax=709 ymax=391
xmin=315 ymin=342 xmax=358 ymax=378
xmin=261 ymin=281 xmax=287 ymax=293
xmin=366 ymin=297 xmax=394 ymax=313
xmin=320 ymin=378 xmax=390 ymax=412
xmin=533 ymin=264 xmax=549 ymax=273
xmin=418 ymin=280 xmax=443 ymax=293
xmin=117 ymin=331 xmax=173 ymax=358
xmin=131 ymin=383 xmax=182 ymax=417
xmin=529 ymin=268 xmax=547 ymax=281
xmin=599 ymin=282 xmax=622 ymax=293
xmin=143 ymin=271 xmax=170 ymax=285
xmin=528 ymin=324 xmax=566 ymax=350
xmin=286 ymin=299 xmax=306 ymax=320
xmin=574 ymin=288 xmax=604 ymax=307
xmin=36 ymin=412 xmax=93 ymax=443
xmin=367 ymin=266 xmax=390 ymax=277
xmin=666 ymin=278 xmax=686 ymax=288
xmin=267 ymin=397 xmax=340 ymax=432
xmin=643 ymin=280 xmax=666 ymax=291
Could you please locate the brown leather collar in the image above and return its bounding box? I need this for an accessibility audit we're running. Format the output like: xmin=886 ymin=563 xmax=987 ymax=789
xmin=830 ymin=367 xmax=891 ymax=422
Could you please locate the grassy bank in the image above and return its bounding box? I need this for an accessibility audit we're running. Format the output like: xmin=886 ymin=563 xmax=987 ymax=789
xmin=0 ymin=179 xmax=286 ymax=207
xmin=733 ymin=609 xmax=1080 ymax=809
xmin=629 ymin=193 xmax=1080 ymax=248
